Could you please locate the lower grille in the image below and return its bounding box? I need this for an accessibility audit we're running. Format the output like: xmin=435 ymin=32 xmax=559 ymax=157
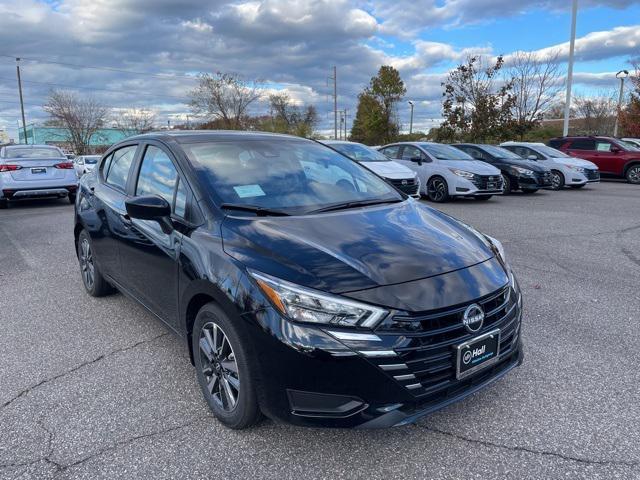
xmin=372 ymin=286 xmax=521 ymax=398
xmin=388 ymin=177 xmax=420 ymax=195
xmin=584 ymin=169 xmax=600 ymax=181
xmin=471 ymin=175 xmax=503 ymax=191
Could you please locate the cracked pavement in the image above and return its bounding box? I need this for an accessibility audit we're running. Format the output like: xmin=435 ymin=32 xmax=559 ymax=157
xmin=1 ymin=181 xmax=639 ymax=479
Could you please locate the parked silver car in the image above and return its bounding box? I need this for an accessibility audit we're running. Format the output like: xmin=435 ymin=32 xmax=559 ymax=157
xmin=74 ymin=155 xmax=101 ymax=177
xmin=0 ymin=145 xmax=78 ymax=208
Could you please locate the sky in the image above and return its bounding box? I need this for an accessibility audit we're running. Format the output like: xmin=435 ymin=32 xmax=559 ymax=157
xmin=0 ymin=0 xmax=639 ymax=140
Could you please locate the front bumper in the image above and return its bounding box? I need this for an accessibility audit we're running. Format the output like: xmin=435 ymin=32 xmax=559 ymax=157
xmin=451 ymin=174 xmax=503 ymax=197
xmin=517 ymin=172 xmax=552 ymax=189
xmin=243 ymin=279 xmax=523 ymax=428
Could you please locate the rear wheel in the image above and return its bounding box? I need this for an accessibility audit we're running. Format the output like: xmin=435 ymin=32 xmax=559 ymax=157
xmin=474 ymin=195 xmax=492 ymax=201
xmin=550 ymin=170 xmax=564 ymax=190
xmin=569 ymin=184 xmax=586 ymax=189
xmin=77 ymin=230 xmax=113 ymax=297
xmin=193 ymin=303 xmax=262 ymax=429
xmin=626 ymin=164 xmax=640 ymax=184
xmin=426 ymin=176 xmax=449 ymax=203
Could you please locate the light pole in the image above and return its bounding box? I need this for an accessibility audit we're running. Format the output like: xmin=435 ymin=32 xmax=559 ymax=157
xmin=613 ymin=69 xmax=629 ymax=137
xmin=562 ymin=0 xmax=578 ymax=137
xmin=408 ymin=101 xmax=414 ymax=135
xmin=15 ymin=58 xmax=28 ymax=144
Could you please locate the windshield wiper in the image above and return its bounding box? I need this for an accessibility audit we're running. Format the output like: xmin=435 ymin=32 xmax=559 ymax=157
xmin=220 ymin=203 xmax=291 ymax=217
xmin=307 ymin=198 xmax=403 ymax=214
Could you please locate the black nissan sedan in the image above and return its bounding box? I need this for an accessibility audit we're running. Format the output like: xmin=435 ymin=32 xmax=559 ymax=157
xmin=74 ymin=131 xmax=523 ymax=429
xmin=452 ymin=143 xmax=552 ymax=194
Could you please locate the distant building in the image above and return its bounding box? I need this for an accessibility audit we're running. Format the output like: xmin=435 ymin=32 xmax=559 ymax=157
xmin=0 ymin=129 xmax=9 ymax=144
xmin=18 ymin=124 xmax=137 ymax=153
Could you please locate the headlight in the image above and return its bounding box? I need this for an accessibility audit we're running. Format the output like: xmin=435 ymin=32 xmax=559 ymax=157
xmin=484 ymin=234 xmax=507 ymax=264
xmin=512 ymin=166 xmax=534 ymax=175
xmin=248 ymin=270 xmax=388 ymax=328
xmin=449 ymin=168 xmax=475 ymax=180
xmin=569 ymin=165 xmax=585 ymax=172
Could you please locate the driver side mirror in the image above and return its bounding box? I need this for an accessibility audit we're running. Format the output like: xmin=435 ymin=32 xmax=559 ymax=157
xmin=410 ymin=156 xmax=423 ymax=165
xmin=125 ymin=195 xmax=174 ymax=234
xmin=527 ymin=155 xmax=538 ymax=161
xmin=611 ymin=146 xmax=621 ymax=153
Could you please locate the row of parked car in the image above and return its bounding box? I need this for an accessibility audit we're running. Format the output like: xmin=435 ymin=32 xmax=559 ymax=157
xmin=321 ymin=135 xmax=639 ymax=203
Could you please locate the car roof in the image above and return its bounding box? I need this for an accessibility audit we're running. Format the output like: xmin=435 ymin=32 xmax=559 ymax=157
xmin=128 ymin=130 xmax=304 ymax=144
xmin=500 ymin=141 xmax=545 ymax=146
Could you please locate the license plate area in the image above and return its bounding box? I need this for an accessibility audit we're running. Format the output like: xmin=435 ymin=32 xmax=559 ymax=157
xmin=487 ymin=182 xmax=496 ymax=189
xmin=455 ymin=329 xmax=501 ymax=380
xmin=31 ymin=168 xmax=46 ymax=174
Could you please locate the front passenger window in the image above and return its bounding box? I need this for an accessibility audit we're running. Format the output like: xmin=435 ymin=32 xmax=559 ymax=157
xmin=105 ymin=146 xmax=137 ymax=192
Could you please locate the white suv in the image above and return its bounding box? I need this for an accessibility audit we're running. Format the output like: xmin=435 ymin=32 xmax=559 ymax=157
xmin=321 ymin=140 xmax=420 ymax=197
xmin=378 ymin=142 xmax=503 ymax=202
xmin=500 ymin=142 xmax=599 ymax=190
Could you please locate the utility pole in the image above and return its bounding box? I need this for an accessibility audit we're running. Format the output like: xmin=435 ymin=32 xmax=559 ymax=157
xmin=328 ymin=66 xmax=338 ymax=139
xmin=408 ymin=101 xmax=414 ymax=135
xmin=16 ymin=58 xmax=28 ymax=144
xmin=343 ymin=109 xmax=348 ymax=140
xmin=613 ymin=70 xmax=629 ymax=137
xmin=562 ymin=0 xmax=578 ymax=137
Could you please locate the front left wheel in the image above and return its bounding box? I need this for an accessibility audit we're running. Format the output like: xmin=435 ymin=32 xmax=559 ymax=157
xmin=426 ymin=176 xmax=450 ymax=203
xmin=193 ymin=303 xmax=262 ymax=430
xmin=626 ymin=165 xmax=640 ymax=184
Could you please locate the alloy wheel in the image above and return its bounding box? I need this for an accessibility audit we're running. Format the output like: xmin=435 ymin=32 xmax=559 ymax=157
xmin=551 ymin=172 xmax=562 ymax=190
xmin=627 ymin=165 xmax=640 ymax=184
xmin=79 ymin=238 xmax=95 ymax=290
xmin=199 ymin=322 xmax=240 ymax=412
xmin=428 ymin=178 xmax=447 ymax=202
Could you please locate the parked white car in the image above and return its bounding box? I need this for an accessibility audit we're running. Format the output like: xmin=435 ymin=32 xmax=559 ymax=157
xmin=321 ymin=140 xmax=420 ymax=197
xmin=378 ymin=142 xmax=503 ymax=202
xmin=621 ymin=138 xmax=640 ymax=149
xmin=500 ymin=142 xmax=599 ymax=190
xmin=74 ymin=155 xmax=101 ymax=177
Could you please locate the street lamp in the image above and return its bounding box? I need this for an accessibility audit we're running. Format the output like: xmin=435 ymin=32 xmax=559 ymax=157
xmin=613 ymin=69 xmax=629 ymax=137
xmin=408 ymin=101 xmax=414 ymax=135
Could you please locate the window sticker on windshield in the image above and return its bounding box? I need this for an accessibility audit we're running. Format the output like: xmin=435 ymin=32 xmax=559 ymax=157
xmin=233 ymin=184 xmax=266 ymax=198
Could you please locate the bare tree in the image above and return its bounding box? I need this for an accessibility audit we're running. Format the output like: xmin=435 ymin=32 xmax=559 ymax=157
xmin=268 ymin=93 xmax=317 ymax=137
xmin=43 ymin=90 xmax=110 ymax=155
xmin=189 ymin=73 xmax=263 ymax=129
xmin=113 ymin=108 xmax=156 ymax=136
xmin=573 ymin=92 xmax=617 ymax=135
xmin=507 ymin=50 xmax=564 ymax=138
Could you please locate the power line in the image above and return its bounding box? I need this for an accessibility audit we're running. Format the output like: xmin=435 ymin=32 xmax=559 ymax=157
xmin=0 ymin=54 xmax=199 ymax=81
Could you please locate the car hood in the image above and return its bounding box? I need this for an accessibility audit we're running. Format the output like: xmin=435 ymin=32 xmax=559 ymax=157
xmin=496 ymin=158 xmax=549 ymax=172
xmin=221 ymin=200 xmax=495 ymax=294
xmin=551 ymin=156 xmax=598 ymax=169
xmin=359 ymin=160 xmax=416 ymax=179
xmin=444 ymin=160 xmax=501 ymax=175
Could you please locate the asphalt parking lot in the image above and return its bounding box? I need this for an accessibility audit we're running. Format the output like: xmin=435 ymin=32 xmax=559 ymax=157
xmin=1 ymin=181 xmax=639 ymax=480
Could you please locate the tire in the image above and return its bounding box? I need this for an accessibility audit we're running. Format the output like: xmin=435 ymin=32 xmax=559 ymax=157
xmin=625 ymin=164 xmax=640 ymax=184
xmin=501 ymin=174 xmax=512 ymax=195
xmin=68 ymin=193 xmax=77 ymax=204
xmin=0 ymin=198 xmax=7 ymax=209
xmin=569 ymin=184 xmax=586 ymax=189
xmin=521 ymin=189 xmax=538 ymax=194
xmin=426 ymin=176 xmax=450 ymax=203
xmin=550 ymin=170 xmax=565 ymax=190
xmin=193 ymin=303 xmax=262 ymax=430
xmin=474 ymin=195 xmax=492 ymax=201
xmin=77 ymin=229 xmax=113 ymax=297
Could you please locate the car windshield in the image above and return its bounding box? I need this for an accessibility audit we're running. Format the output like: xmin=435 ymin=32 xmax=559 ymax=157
xmin=536 ymin=145 xmax=569 ymax=158
xmin=420 ymin=143 xmax=473 ymax=160
xmin=182 ymin=138 xmax=402 ymax=215
xmin=84 ymin=156 xmax=100 ymax=164
xmin=327 ymin=142 xmax=390 ymax=162
xmin=480 ymin=145 xmax=523 ymax=159
xmin=4 ymin=147 xmax=65 ymax=159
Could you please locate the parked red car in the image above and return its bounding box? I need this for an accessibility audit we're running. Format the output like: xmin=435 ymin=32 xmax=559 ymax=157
xmin=548 ymin=136 xmax=640 ymax=184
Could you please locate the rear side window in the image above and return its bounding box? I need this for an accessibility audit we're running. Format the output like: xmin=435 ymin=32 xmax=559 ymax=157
xmin=380 ymin=145 xmax=400 ymax=159
xmin=104 ymin=146 xmax=137 ymax=191
xmin=568 ymin=139 xmax=595 ymax=150
xmin=401 ymin=146 xmax=423 ymax=160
